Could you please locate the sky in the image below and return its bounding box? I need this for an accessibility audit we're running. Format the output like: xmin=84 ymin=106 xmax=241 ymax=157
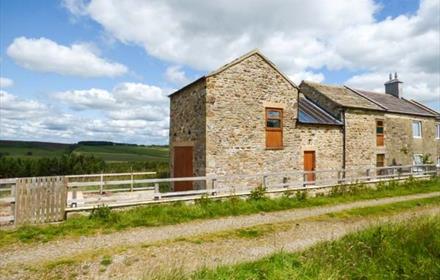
xmin=0 ymin=0 xmax=439 ymax=145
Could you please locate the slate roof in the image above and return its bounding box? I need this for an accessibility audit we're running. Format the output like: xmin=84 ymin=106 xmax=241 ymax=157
xmin=298 ymin=96 xmax=342 ymax=125
xmin=301 ymin=81 xmax=383 ymax=111
xmin=351 ymin=88 xmax=438 ymax=117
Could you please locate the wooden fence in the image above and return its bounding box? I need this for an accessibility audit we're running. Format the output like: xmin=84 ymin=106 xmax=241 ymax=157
xmin=14 ymin=176 xmax=67 ymax=225
xmin=0 ymin=164 xmax=438 ymax=225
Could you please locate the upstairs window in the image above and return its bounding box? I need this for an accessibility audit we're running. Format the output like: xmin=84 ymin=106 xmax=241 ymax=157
xmin=376 ymin=120 xmax=384 ymax=146
xmin=265 ymin=108 xmax=283 ymax=149
xmin=412 ymin=121 xmax=422 ymax=138
xmin=436 ymin=124 xmax=440 ymax=139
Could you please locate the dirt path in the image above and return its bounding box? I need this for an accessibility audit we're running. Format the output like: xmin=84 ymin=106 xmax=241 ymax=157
xmin=0 ymin=192 xmax=439 ymax=279
xmin=1 ymin=192 xmax=439 ymax=266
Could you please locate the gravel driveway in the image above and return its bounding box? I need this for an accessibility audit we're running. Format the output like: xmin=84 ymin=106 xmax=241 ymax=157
xmin=0 ymin=191 xmax=439 ymax=279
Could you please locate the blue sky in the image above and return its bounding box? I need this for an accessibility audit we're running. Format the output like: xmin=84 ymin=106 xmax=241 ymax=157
xmin=0 ymin=0 xmax=439 ymax=144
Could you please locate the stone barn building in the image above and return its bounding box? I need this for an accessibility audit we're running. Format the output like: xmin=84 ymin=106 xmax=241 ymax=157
xmin=169 ymin=50 xmax=440 ymax=191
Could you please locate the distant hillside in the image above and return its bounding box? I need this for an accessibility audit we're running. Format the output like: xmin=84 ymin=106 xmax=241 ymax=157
xmin=0 ymin=140 xmax=169 ymax=162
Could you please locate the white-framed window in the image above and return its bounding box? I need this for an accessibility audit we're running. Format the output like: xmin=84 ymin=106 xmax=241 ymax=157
xmin=413 ymin=154 xmax=423 ymax=165
xmin=413 ymin=154 xmax=424 ymax=173
xmin=412 ymin=121 xmax=422 ymax=138
xmin=436 ymin=124 xmax=440 ymax=139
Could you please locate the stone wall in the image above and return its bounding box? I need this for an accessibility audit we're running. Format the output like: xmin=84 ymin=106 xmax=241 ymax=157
xmin=204 ymin=53 xmax=343 ymax=190
xmin=344 ymin=109 xmax=384 ymax=174
xmin=437 ymin=121 xmax=440 ymax=165
xmin=293 ymin=124 xmax=343 ymax=184
xmin=385 ymin=113 xmax=438 ymax=166
xmin=169 ymin=79 xmax=206 ymax=189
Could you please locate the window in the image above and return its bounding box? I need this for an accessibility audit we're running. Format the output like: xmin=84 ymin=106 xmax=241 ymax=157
xmin=412 ymin=121 xmax=422 ymax=138
xmin=376 ymin=120 xmax=384 ymax=146
xmin=376 ymin=154 xmax=385 ymax=167
xmin=413 ymin=154 xmax=424 ymax=172
xmin=436 ymin=124 xmax=440 ymax=139
xmin=265 ymin=108 xmax=283 ymax=149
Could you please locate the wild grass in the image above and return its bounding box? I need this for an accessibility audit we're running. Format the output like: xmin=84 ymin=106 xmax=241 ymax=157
xmin=0 ymin=177 xmax=438 ymax=247
xmin=190 ymin=215 xmax=440 ymax=279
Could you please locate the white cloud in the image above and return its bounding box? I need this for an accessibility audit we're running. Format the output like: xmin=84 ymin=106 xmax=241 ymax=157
xmin=54 ymin=88 xmax=118 ymax=110
xmin=0 ymin=82 xmax=171 ymax=144
xmin=289 ymin=71 xmax=325 ymax=85
xmin=0 ymin=77 xmax=13 ymax=88
xmin=165 ymin=65 xmax=190 ymax=86
xmin=0 ymin=90 xmax=47 ymax=119
xmin=65 ymin=0 xmax=439 ymax=108
xmin=346 ymin=72 xmax=440 ymax=103
xmin=7 ymin=37 xmax=127 ymax=77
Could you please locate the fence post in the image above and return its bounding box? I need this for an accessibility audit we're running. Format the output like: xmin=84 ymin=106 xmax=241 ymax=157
xmin=211 ymin=178 xmax=217 ymax=195
xmin=130 ymin=171 xmax=134 ymax=192
xmin=283 ymin=177 xmax=288 ymax=188
xmin=303 ymin=173 xmax=307 ymax=187
xmin=99 ymin=172 xmax=104 ymax=194
xmin=71 ymin=186 xmax=77 ymax=207
xmin=366 ymin=169 xmax=370 ymax=181
xmin=154 ymin=183 xmax=161 ymax=200
xmin=262 ymin=175 xmax=268 ymax=189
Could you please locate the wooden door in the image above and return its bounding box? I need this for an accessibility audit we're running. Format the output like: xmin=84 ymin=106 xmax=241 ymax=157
xmin=304 ymin=151 xmax=316 ymax=183
xmin=173 ymin=146 xmax=193 ymax=191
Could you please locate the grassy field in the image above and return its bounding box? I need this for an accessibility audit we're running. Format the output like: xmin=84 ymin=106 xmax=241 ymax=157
xmin=74 ymin=145 xmax=168 ymax=162
xmin=0 ymin=140 xmax=169 ymax=162
xmin=0 ymin=177 xmax=438 ymax=248
xmin=191 ymin=215 xmax=440 ymax=280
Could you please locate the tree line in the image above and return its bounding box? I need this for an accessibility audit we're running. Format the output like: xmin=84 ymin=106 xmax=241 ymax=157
xmin=0 ymin=154 xmax=169 ymax=178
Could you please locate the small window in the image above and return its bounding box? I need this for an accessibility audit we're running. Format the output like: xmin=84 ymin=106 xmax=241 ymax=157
xmin=412 ymin=121 xmax=422 ymax=138
xmin=376 ymin=154 xmax=385 ymax=167
xmin=413 ymin=154 xmax=424 ymax=172
xmin=376 ymin=120 xmax=384 ymax=146
xmin=265 ymin=108 xmax=283 ymax=149
xmin=436 ymin=124 xmax=440 ymax=139
xmin=413 ymin=154 xmax=423 ymax=165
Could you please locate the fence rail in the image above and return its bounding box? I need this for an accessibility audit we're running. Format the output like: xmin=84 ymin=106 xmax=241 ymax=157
xmin=0 ymin=164 xmax=438 ymax=225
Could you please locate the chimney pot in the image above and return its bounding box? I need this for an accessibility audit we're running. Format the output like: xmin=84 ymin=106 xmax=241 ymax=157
xmin=384 ymin=73 xmax=403 ymax=98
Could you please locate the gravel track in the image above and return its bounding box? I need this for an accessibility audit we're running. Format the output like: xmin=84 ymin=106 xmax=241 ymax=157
xmin=0 ymin=191 xmax=439 ymax=279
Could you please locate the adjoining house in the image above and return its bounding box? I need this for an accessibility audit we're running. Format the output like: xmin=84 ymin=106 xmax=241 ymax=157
xmin=169 ymin=50 xmax=440 ymax=191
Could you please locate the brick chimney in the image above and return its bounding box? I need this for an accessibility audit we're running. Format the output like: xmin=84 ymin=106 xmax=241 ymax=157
xmin=384 ymin=72 xmax=403 ymax=98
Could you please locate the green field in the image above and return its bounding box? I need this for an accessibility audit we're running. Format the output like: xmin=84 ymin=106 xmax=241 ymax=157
xmin=74 ymin=145 xmax=168 ymax=162
xmin=0 ymin=140 xmax=169 ymax=162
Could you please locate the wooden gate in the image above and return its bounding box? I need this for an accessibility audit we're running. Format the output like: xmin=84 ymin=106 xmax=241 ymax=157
xmin=14 ymin=176 xmax=67 ymax=225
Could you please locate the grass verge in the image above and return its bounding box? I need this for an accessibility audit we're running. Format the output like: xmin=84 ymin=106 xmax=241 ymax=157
xmin=190 ymin=215 xmax=440 ymax=280
xmin=0 ymin=177 xmax=439 ymax=247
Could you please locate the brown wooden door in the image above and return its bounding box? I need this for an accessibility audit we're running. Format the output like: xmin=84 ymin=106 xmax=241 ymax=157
xmin=173 ymin=146 xmax=193 ymax=191
xmin=304 ymin=151 xmax=316 ymax=183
